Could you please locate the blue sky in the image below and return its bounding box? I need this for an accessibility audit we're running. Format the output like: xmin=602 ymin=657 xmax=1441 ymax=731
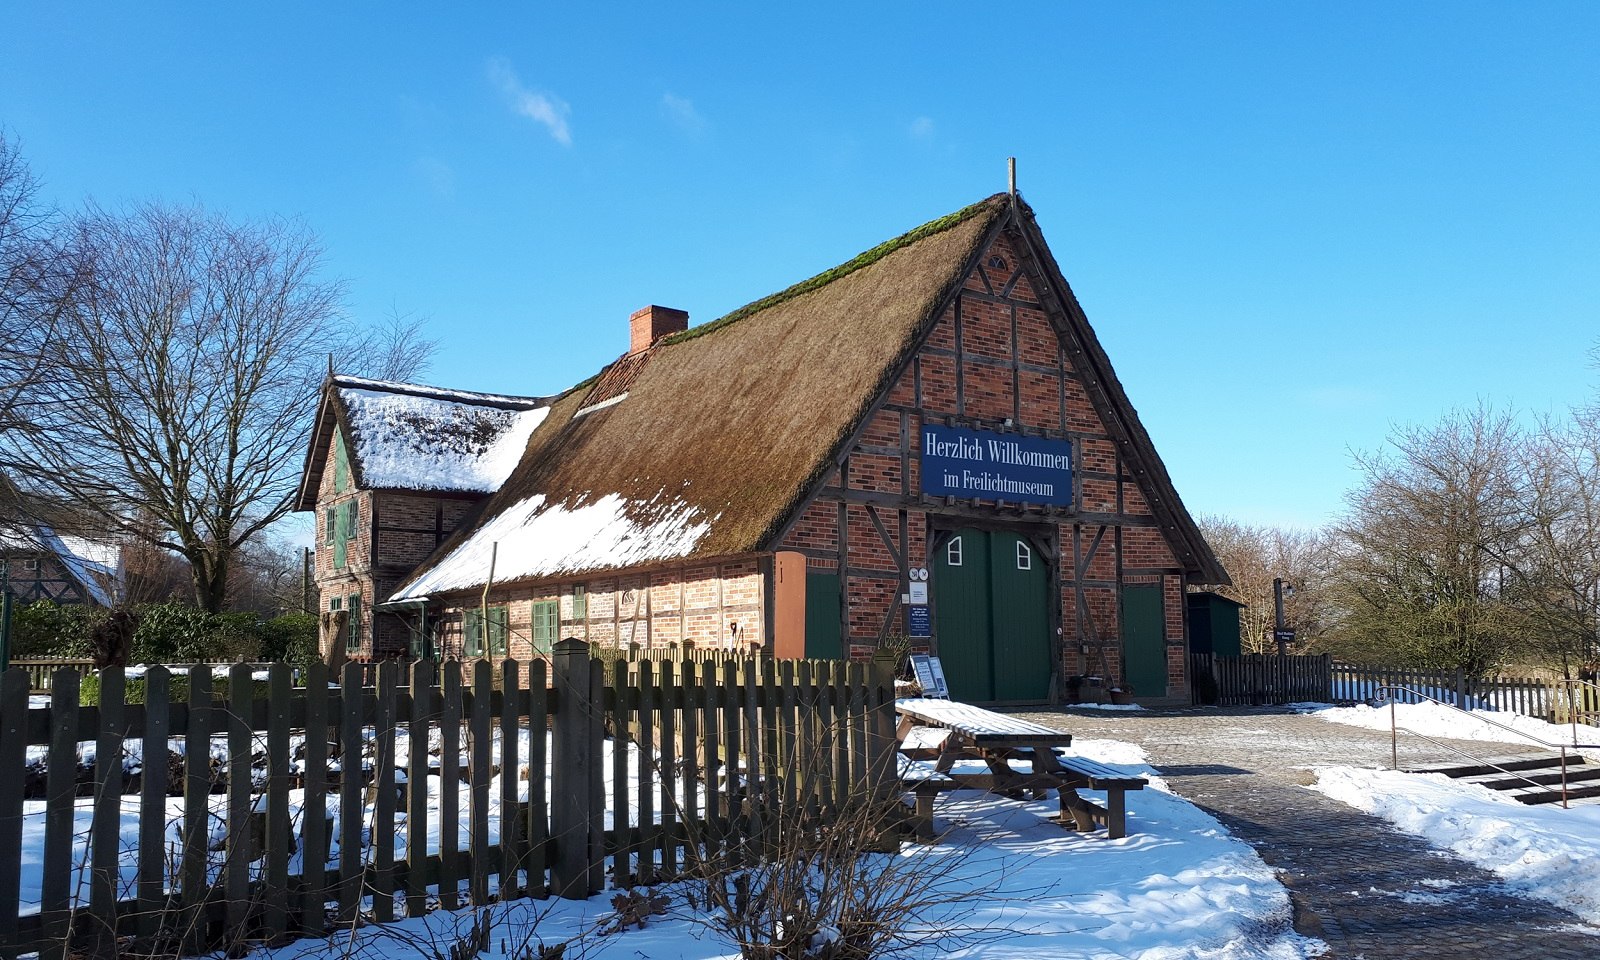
xmin=3 ymin=3 xmax=1596 ymax=531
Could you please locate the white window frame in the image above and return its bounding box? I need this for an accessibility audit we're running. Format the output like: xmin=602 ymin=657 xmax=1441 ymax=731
xmin=946 ymin=536 xmax=963 ymax=567
xmin=1017 ymin=540 xmax=1033 ymax=570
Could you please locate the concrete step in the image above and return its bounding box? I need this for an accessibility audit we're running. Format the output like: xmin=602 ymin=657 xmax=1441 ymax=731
xmin=1409 ymin=754 xmax=1584 ymax=779
xmin=1512 ymin=782 xmax=1600 ymax=805
xmin=1476 ymin=766 xmax=1600 ymax=791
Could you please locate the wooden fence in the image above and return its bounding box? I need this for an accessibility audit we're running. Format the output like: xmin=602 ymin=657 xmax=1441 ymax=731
xmin=0 ymin=640 xmax=897 ymax=960
xmin=1189 ymin=653 xmax=1332 ymax=706
xmin=11 ymin=658 xmax=276 ymax=693
xmin=1190 ymin=654 xmax=1599 ymax=727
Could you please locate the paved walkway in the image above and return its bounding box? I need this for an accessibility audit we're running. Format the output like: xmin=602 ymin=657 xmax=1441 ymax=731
xmin=1009 ymin=705 xmax=1600 ymax=960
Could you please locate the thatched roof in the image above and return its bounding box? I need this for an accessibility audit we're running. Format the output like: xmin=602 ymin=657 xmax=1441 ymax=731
xmin=293 ymin=376 xmax=550 ymax=509
xmin=386 ymin=191 xmax=1225 ymax=600
xmin=390 ymin=196 xmax=1007 ymax=599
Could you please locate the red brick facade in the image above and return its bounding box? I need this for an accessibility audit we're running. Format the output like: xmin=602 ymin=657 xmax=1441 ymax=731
xmin=777 ymin=232 xmax=1189 ymax=699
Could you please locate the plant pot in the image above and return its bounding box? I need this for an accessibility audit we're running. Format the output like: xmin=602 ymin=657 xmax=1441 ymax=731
xmin=1108 ymin=689 xmax=1134 ymax=706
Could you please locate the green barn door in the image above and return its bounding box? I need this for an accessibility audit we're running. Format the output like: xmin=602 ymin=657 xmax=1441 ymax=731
xmin=934 ymin=531 xmax=994 ymax=702
xmin=804 ymin=571 xmax=844 ymax=660
xmin=990 ymin=533 xmax=1051 ymax=701
xmin=1122 ymin=584 xmax=1167 ymax=697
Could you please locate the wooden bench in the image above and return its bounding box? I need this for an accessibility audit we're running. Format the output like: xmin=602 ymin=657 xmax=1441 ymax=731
xmin=1048 ymin=753 xmax=1147 ymax=839
xmin=896 ymin=754 xmax=958 ymax=840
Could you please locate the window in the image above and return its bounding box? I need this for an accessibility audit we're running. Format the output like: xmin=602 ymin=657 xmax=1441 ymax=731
xmin=531 ymin=600 xmax=559 ymax=656
xmin=946 ymin=536 xmax=963 ymax=567
xmin=346 ymin=594 xmax=363 ymax=654
xmin=324 ymin=507 xmax=337 ymax=545
xmin=345 ymin=499 xmax=359 ymax=541
xmin=1017 ymin=541 xmax=1033 ymax=571
xmin=488 ymin=606 xmax=509 ymax=656
xmin=572 ymin=585 xmax=587 ymax=620
xmin=463 ymin=609 xmax=484 ymax=658
xmin=23 ymin=557 xmax=39 ymax=571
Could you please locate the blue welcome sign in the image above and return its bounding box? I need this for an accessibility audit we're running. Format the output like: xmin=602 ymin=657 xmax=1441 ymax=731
xmin=920 ymin=424 xmax=1073 ymax=507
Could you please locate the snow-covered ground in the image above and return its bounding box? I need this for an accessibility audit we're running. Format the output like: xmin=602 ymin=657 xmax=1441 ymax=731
xmin=1302 ymin=701 xmax=1600 ymax=923
xmin=258 ymin=737 xmax=1324 ymax=960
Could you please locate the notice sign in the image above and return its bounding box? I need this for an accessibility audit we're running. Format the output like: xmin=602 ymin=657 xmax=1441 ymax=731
xmin=907 ymin=604 xmax=931 ymax=638
xmin=920 ymin=424 xmax=1073 ymax=507
xmin=909 ymin=653 xmax=950 ymax=699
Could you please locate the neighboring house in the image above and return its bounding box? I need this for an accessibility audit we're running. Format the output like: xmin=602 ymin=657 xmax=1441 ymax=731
xmin=0 ymin=524 xmax=125 ymax=606
xmin=297 ymin=192 xmax=1227 ymax=704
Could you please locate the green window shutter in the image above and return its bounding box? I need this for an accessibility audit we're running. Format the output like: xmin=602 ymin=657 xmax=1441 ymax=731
xmin=346 ymin=499 xmax=360 ymax=541
xmin=347 ymin=594 xmax=363 ymax=654
xmin=324 ymin=507 xmax=336 ymax=546
xmin=464 ymin=609 xmax=484 ymax=658
xmin=572 ymin=585 xmax=587 ymax=620
xmin=531 ymin=600 xmax=559 ymax=656
xmin=333 ymin=428 xmax=350 ymax=493
xmin=489 ymin=606 xmax=509 ymax=656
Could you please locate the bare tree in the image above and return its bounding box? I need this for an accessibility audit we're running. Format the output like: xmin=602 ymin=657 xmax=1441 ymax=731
xmin=6 ymin=201 xmax=433 ymax=611
xmin=1331 ymin=404 xmax=1530 ymax=675
xmin=1196 ymin=515 xmax=1335 ymax=654
xmin=0 ymin=133 xmax=84 ymax=527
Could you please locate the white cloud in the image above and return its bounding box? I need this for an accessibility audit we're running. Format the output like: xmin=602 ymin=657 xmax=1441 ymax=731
xmin=662 ymin=93 xmax=708 ymax=135
xmin=486 ymin=56 xmax=572 ymax=146
xmin=909 ymin=116 xmax=935 ymax=139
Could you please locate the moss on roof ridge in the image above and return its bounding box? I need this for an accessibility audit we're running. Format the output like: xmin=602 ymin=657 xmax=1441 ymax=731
xmin=660 ymin=194 xmax=1007 ymax=348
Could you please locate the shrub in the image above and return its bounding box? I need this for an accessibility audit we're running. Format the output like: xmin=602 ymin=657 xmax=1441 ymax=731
xmin=259 ymin=612 xmax=320 ymax=665
xmin=131 ymin=601 xmax=261 ymax=663
xmin=8 ymin=600 xmax=101 ymax=657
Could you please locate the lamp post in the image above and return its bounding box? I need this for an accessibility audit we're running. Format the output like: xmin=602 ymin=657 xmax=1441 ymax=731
xmin=0 ymin=557 xmax=12 ymax=673
xmin=1272 ymin=577 xmax=1295 ymax=656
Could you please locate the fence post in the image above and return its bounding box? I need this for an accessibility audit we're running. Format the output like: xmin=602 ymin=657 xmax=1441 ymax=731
xmin=551 ymin=638 xmax=598 ymax=898
xmin=867 ymin=647 xmax=898 ymax=850
xmin=1454 ymin=668 xmax=1466 ymax=710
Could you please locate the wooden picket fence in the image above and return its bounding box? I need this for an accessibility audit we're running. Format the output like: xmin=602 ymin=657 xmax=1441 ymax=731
xmin=1331 ymin=661 xmax=1591 ymax=723
xmin=0 ymin=640 xmax=897 ymax=960
xmin=1188 ymin=653 xmax=1332 ymax=706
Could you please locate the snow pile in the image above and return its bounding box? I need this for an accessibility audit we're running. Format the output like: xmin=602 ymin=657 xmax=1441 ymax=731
xmin=394 ymin=492 xmax=714 ymax=599
xmin=1313 ymin=766 xmax=1600 ymax=922
xmin=1301 ymin=701 xmax=1600 ymax=756
xmin=341 ymin=386 xmax=547 ymax=493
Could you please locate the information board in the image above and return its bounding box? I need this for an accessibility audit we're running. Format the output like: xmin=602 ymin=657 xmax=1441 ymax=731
xmin=907 ymin=604 xmax=931 ymax=638
xmin=909 ymin=653 xmax=950 ymax=699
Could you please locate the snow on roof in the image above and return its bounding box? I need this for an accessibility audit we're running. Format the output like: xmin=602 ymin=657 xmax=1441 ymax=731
xmin=1 ymin=524 xmax=122 ymax=605
xmin=334 ymin=374 xmax=546 ymax=409
xmin=390 ymin=492 xmax=713 ymax=600
xmin=339 ymin=386 xmax=549 ymax=494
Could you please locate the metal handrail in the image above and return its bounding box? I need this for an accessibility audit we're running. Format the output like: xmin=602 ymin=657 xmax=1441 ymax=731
xmin=1377 ymin=683 xmax=1600 ymax=810
xmin=1553 ymin=678 xmax=1600 ymax=747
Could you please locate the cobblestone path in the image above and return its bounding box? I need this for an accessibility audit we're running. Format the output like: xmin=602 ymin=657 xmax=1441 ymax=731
xmin=1009 ymin=706 xmax=1600 ymax=959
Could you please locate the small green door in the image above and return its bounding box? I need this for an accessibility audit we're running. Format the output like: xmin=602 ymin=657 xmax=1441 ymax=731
xmin=1122 ymin=584 xmax=1167 ymax=697
xmin=990 ymin=533 xmax=1051 ymax=701
xmin=805 ymin=571 xmax=844 ymax=659
xmin=934 ymin=531 xmax=994 ymax=702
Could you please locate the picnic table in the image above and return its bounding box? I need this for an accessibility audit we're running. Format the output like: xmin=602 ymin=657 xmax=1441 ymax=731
xmin=895 ymin=697 xmax=1145 ymax=838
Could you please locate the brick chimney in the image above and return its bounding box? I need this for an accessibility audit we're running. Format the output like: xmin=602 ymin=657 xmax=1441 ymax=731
xmin=629 ymin=305 xmax=689 ymax=354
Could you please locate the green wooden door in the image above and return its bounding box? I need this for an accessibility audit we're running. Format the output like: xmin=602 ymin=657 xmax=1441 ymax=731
xmin=934 ymin=531 xmax=994 ymax=702
xmin=805 ymin=571 xmax=844 ymax=659
xmin=1122 ymin=584 xmax=1167 ymax=697
xmin=990 ymin=533 xmax=1052 ymax=701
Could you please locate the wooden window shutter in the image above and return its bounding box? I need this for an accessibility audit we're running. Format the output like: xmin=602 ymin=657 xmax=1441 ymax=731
xmin=489 ymin=606 xmax=509 ymax=656
xmin=463 ymin=609 xmax=484 ymax=657
xmin=531 ymin=600 xmax=558 ymax=655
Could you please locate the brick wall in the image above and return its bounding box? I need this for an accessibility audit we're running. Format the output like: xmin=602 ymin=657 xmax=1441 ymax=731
xmin=426 ymin=557 xmax=766 ymax=682
xmin=778 ymin=229 xmax=1191 ymax=697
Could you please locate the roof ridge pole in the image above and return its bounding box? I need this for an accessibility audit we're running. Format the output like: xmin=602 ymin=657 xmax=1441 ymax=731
xmin=1007 ymin=157 xmax=1017 ymax=199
